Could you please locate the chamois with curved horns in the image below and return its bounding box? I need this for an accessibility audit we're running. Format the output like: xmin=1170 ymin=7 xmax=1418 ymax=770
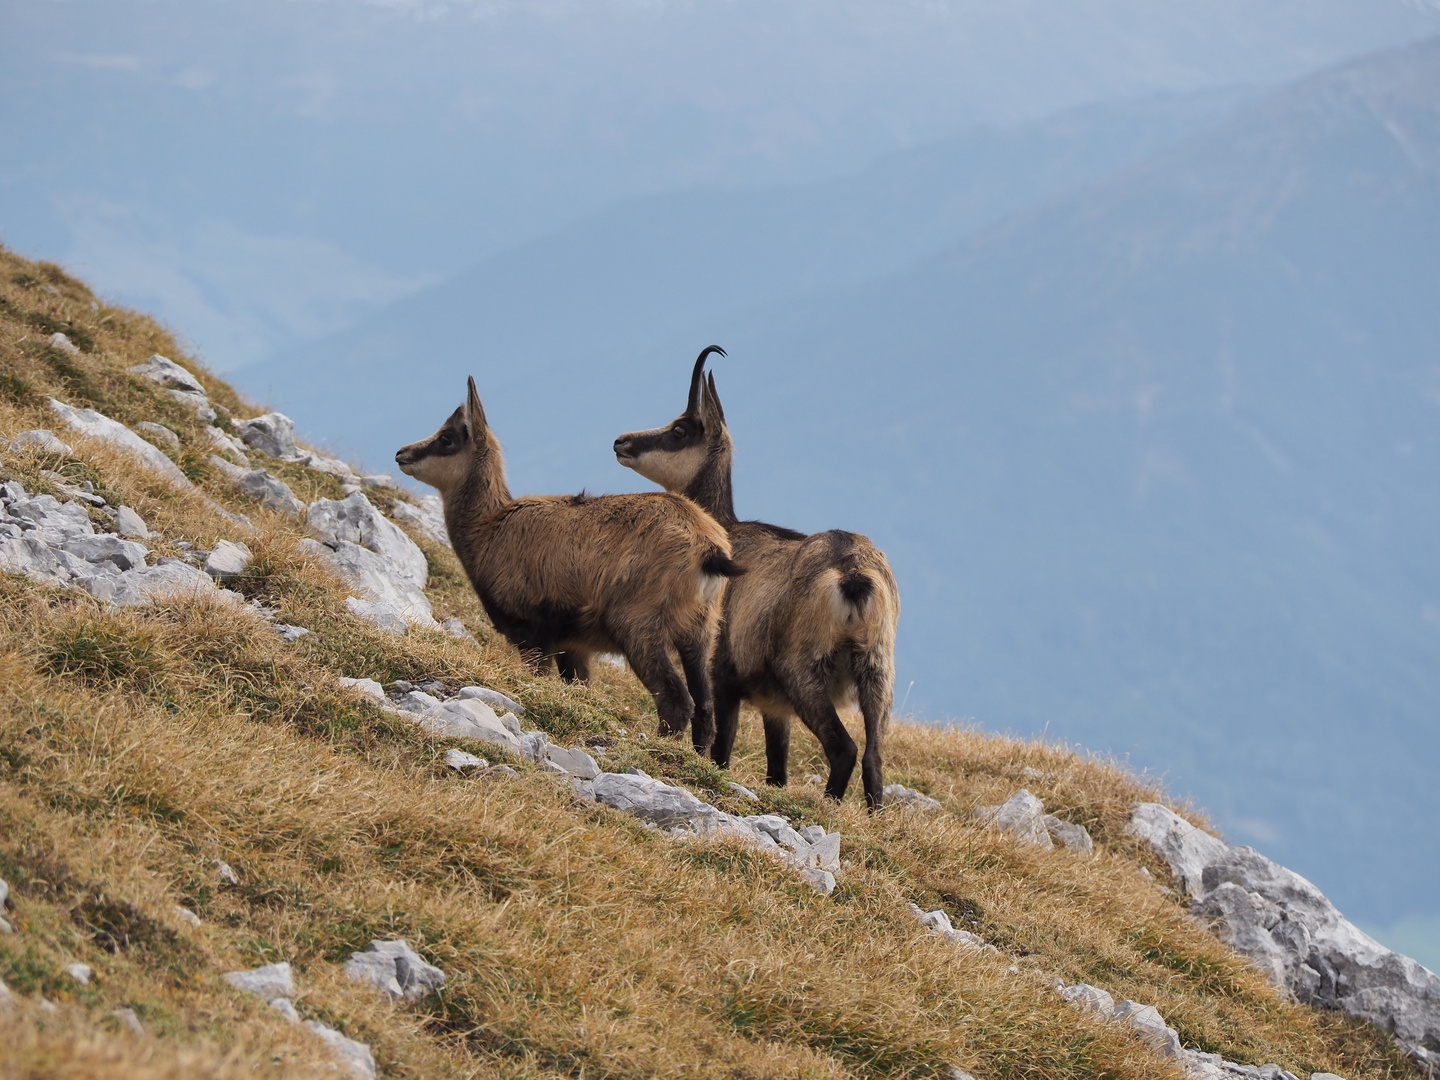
xmin=397 ymin=376 xmax=743 ymax=742
xmin=613 ymin=348 xmax=900 ymax=810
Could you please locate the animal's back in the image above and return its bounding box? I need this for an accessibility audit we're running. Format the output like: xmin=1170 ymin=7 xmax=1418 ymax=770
xmin=455 ymin=490 xmax=731 ymax=624
xmin=724 ymin=522 xmax=898 ymax=681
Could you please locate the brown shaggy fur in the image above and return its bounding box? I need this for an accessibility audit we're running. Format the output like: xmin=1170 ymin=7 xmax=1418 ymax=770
xmin=397 ymin=376 xmax=740 ymax=741
xmin=614 ymin=349 xmax=900 ymax=808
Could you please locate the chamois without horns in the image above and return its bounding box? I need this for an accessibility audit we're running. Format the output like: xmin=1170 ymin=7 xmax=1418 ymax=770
xmin=397 ymin=376 xmax=743 ymax=743
xmin=613 ymin=347 xmax=900 ymax=810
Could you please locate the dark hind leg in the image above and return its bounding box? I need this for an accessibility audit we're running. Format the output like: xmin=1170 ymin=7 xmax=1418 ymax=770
xmin=624 ymin=642 xmax=696 ymax=739
xmin=854 ymin=657 xmax=894 ymax=812
xmin=783 ymin=670 xmax=858 ymax=802
xmin=676 ymin=630 xmax=716 ymax=756
xmin=556 ymin=651 xmax=591 ymax=683
xmin=762 ymin=714 xmax=792 ymax=788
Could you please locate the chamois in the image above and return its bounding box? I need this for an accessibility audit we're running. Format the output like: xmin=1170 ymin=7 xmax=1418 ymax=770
xmin=613 ymin=348 xmax=900 ymax=809
xmin=397 ymin=376 xmax=742 ymax=743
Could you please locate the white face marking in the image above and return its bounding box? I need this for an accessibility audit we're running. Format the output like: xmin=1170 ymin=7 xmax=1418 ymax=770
xmin=622 ymin=444 xmax=707 ymax=493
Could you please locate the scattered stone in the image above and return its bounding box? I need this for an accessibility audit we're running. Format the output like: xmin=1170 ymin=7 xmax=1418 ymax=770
xmin=520 ymin=730 xmax=549 ymax=763
xmin=337 ymin=677 xmax=386 ymax=702
xmin=0 ymin=919 xmax=12 ymax=934
xmin=1112 ymin=999 xmax=1183 ymax=1059
xmin=393 ymin=689 xmax=442 ymax=714
xmin=441 ymin=617 xmax=476 ymax=643
xmin=269 ymin=997 xmax=300 ymax=1022
xmin=174 ymin=906 xmax=201 ymax=927
xmin=205 ymin=425 xmax=250 ymax=459
xmin=456 ymin=685 xmax=525 ymax=716
xmin=359 ymin=474 xmax=394 ymax=489
xmin=306 ymin=1021 xmax=377 ymax=1080
xmin=444 ymin=748 xmax=488 ymax=770
xmin=1126 ymin=802 xmax=1228 ymax=898
xmin=304 ymin=492 xmax=433 ymax=624
xmin=591 ymin=771 xmax=751 ymax=837
xmin=136 ymin=421 xmax=181 ymax=450
xmin=62 ymin=534 xmax=148 ymax=571
xmin=1061 ymin=982 xmax=1116 ymax=1017
xmin=344 ymin=595 xmax=410 ymax=634
xmin=343 ymin=939 xmax=446 ymax=1001
xmin=65 ymin=962 xmax=92 ymax=985
xmin=1042 ymin=814 xmax=1095 ymax=856
xmin=390 ymin=493 xmax=451 ymax=549
xmin=8 ymin=429 xmax=73 ymax=456
xmin=291 ymin=449 xmax=357 ymax=480
xmin=109 ymin=560 xmax=221 ymax=607
xmin=223 ymin=961 xmax=294 ymax=1000
xmin=234 ymin=412 xmax=298 ymax=459
xmin=129 ymin=355 xmax=214 ymax=418
xmin=216 ymin=860 xmax=240 ymax=885
xmin=799 ymin=868 xmax=836 ymax=895
xmin=47 ymin=331 xmax=80 ymax=356
xmin=208 ymin=457 xmax=306 ymax=517
xmin=884 ymin=783 xmax=942 ymax=811
xmin=726 ymin=781 xmax=760 ymax=802
xmin=488 ymin=764 xmax=518 ymax=777
xmin=276 ymin=623 xmax=311 ymax=643
xmin=114 ymin=505 xmax=149 ymax=539
xmin=112 ymin=1008 xmax=145 ymax=1036
xmin=415 ymin=698 xmax=522 ymax=754
xmin=948 ymin=1070 xmax=978 ymax=1080
xmin=48 ymin=399 xmax=192 ymax=488
xmin=911 ymin=905 xmax=999 ymax=953
xmin=545 ymin=744 xmax=601 ymax=780
xmin=973 ymin=789 xmax=1053 ymax=849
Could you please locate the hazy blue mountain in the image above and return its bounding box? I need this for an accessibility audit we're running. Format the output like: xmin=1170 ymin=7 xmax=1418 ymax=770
xmin=240 ymin=89 xmax=1254 ymax=467
xmin=692 ymin=35 xmax=1440 ymax=928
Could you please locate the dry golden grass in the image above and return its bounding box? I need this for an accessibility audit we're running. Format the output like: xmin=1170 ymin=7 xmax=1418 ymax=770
xmin=0 ymin=244 xmax=1424 ymax=1079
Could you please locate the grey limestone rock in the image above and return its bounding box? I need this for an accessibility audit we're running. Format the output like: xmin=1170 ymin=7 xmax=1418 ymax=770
xmin=444 ymin=748 xmax=488 ymax=770
xmin=48 ymin=399 xmax=192 ymax=489
xmin=130 ymin=354 xmax=205 ymax=395
xmin=1061 ymin=982 xmax=1116 ymax=1017
xmin=913 ymin=906 xmax=997 ymax=953
xmin=205 ymin=425 xmax=250 ymax=459
xmin=545 ymin=744 xmax=601 ymax=779
xmin=1043 ymin=814 xmax=1095 ymax=856
xmin=417 ymin=698 xmax=521 ymax=754
xmin=268 ymin=997 xmax=300 ymax=1021
xmin=220 ymin=460 xmax=305 ymax=517
xmin=393 ymin=689 xmax=442 ymax=714
xmin=799 ymin=868 xmax=836 ymax=895
xmin=1112 ymin=999 xmax=1183 ymax=1059
xmin=9 ymin=429 xmax=72 ymax=456
xmin=456 ymin=685 xmax=525 ymax=716
xmin=727 ymin=781 xmax=760 ymax=802
xmin=276 ymin=623 xmax=311 ymax=643
xmin=65 ymin=961 xmax=92 ymax=985
xmin=223 ymin=961 xmax=294 ymax=999
xmin=0 ymin=534 xmax=73 ymax=585
xmin=47 ymin=331 xmax=80 ymax=356
xmin=390 ymin=493 xmax=451 ymax=549
xmin=442 ymin=618 xmax=476 ymax=643
xmin=592 ymin=771 xmax=741 ymax=834
xmin=216 ymin=860 xmax=240 ymax=885
xmin=115 ymin=505 xmax=149 ymax=539
xmin=883 ymin=783 xmax=943 ymax=811
xmin=1127 ymin=802 xmax=1228 ymax=898
xmin=973 ymin=789 xmax=1053 ymax=850
xmin=344 ymin=595 xmax=410 ymax=634
xmin=136 ymin=421 xmax=181 ymax=450
xmin=306 ymin=1021 xmax=377 ymax=1079
xmin=112 ymin=1008 xmax=145 ymax=1036
xmin=234 ymin=412 xmax=298 ymax=459
xmin=174 ymin=906 xmax=201 ymax=927
xmin=520 ymin=729 xmax=550 ymax=763
xmin=110 ymin=561 xmax=220 ymax=607
xmin=308 ymin=492 xmax=428 ymax=591
xmin=343 ymin=939 xmax=446 ymax=1001
xmin=61 ymin=534 xmax=149 ymax=571
xmin=202 ymin=539 xmax=252 ymax=581
xmin=338 ymin=677 xmax=386 ymax=702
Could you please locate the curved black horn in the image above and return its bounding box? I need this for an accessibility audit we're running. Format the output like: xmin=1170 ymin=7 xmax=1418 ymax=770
xmin=687 ymin=345 xmax=726 ymax=415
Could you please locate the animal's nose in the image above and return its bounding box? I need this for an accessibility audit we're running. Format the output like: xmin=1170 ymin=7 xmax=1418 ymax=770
xmin=613 ymin=435 xmax=631 ymax=456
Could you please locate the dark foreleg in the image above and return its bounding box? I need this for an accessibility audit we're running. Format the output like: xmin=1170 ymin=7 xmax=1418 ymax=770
xmin=854 ymin=658 xmax=894 ymax=812
xmin=556 ymin=651 xmax=591 ymax=683
xmin=624 ymin=642 xmax=696 ymax=739
xmin=785 ymin=675 xmax=858 ymax=802
xmin=762 ymin=713 xmax=792 ymax=787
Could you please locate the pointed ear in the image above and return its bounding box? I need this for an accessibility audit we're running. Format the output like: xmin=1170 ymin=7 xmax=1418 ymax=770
xmin=465 ymin=376 xmax=488 ymax=434
xmin=704 ymin=371 xmax=726 ymax=425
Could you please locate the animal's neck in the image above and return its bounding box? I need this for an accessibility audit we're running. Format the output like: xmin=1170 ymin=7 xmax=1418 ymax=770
xmin=684 ymin=441 xmax=737 ymax=528
xmin=445 ymin=446 xmax=513 ymax=535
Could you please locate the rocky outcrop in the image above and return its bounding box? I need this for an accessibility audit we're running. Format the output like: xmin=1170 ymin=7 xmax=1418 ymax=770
xmin=129 ymin=354 xmax=216 ymax=422
xmin=390 ymin=493 xmax=450 ymax=549
xmin=47 ymin=399 xmax=192 ymax=489
xmin=1128 ymin=803 xmax=1440 ymax=1070
xmin=972 ymin=789 xmax=1095 ymax=855
xmin=223 ymin=961 xmax=375 ymax=1078
xmin=304 ymin=492 xmax=435 ymax=630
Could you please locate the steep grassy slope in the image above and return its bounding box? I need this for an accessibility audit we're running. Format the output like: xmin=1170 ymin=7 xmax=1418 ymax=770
xmin=0 ymin=246 xmax=1422 ymax=1079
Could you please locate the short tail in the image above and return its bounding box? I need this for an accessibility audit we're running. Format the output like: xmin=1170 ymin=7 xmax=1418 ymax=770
xmin=838 ymin=569 xmax=874 ymax=607
xmin=702 ymin=550 xmax=746 ymax=578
